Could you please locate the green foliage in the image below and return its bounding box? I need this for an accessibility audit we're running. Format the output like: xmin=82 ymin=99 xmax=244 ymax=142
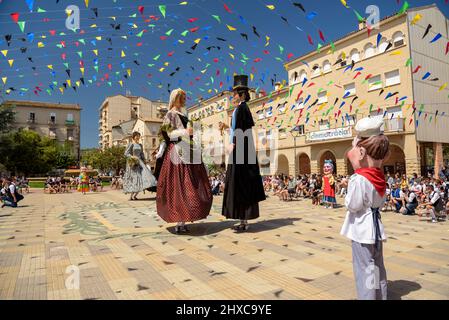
xmin=81 ymin=146 xmax=126 ymax=175
xmin=0 ymin=130 xmax=77 ymax=175
xmin=0 ymin=104 xmax=15 ymax=133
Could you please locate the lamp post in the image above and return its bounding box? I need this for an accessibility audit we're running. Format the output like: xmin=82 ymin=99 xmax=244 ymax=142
xmin=290 ymin=125 xmax=302 ymax=177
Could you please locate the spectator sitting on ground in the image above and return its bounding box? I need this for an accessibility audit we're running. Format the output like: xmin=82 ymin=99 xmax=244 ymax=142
xmin=391 ymin=183 xmax=403 ymax=213
xmin=399 ymin=186 xmax=418 ymax=216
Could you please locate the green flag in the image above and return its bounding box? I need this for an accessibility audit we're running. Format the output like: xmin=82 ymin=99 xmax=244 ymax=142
xmin=18 ymin=21 xmax=26 ymax=33
xmin=159 ymin=5 xmax=166 ymax=18
xmin=398 ymin=1 xmax=409 ymax=15
xmin=353 ymin=10 xmax=365 ymax=23
xmin=212 ymin=15 xmax=221 ymax=23
xmin=405 ymin=58 xmax=412 ymax=67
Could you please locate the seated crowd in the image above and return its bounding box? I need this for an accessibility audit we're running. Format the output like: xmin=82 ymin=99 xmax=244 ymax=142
xmin=45 ymin=176 xmax=104 ymax=194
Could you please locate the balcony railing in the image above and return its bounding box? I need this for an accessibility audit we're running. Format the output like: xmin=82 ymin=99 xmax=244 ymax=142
xmin=65 ymin=120 xmax=76 ymax=126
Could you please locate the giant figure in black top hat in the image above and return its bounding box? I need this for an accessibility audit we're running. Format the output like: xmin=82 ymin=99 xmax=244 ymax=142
xmin=222 ymin=75 xmax=266 ymax=232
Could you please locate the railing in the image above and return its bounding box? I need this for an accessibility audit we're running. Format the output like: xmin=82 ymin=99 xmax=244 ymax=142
xmin=65 ymin=120 xmax=76 ymax=126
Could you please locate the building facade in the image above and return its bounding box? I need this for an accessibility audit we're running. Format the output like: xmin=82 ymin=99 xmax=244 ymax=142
xmin=99 ymin=95 xmax=168 ymax=149
xmin=111 ymin=118 xmax=163 ymax=168
xmin=187 ymin=4 xmax=449 ymax=177
xmin=2 ymin=100 xmax=81 ymax=160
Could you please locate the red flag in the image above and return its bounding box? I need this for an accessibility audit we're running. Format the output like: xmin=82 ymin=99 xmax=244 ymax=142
xmin=307 ymin=34 xmax=313 ymax=45
xmin=10 ymin=12 xmax=19 ymax=23
xmin=108 ymin=64 xmax=112 ymax=70
xmin=353 ymin=72 xmax=362 ymax=79
xmin=413 ymin=65 xmax=422 ymax=74
xmin=168 ymin=51 xmax=174 ymax=57
xmin=49 ymin=30 xmax=56 ymax=36
xmin=254 ymin=58 xmax=262 ymax=62
xmin=287 ymin=53 xmax=294 ymax=60
xmin=296 ymin=90 xmax=303 ymax=101
xmin=188 ymin=18 xmax=199 ymax=23
xmin=319 ymin=30 xmax=325 ymax=42
xmin=446 ymin=42 xmax=449 ymax=55
xmin=138 ymin=6 xmax=144 ymax=15
xmin=365 ymin=74 xmax=373 ymax=80
xmin=263 ymin=50 xmax=270 ymax=54
xmin=307 ymin=82 xmax=315 ymax=88
xmin=189 ymin=27 xmax=199 ymax=33
xmin=160 ymin=36 xmax=168 ymax=40
xmin=61 ymin=53 xmax=66 ymax=60
xmin=224 ymin=3 xmax=232 ymax=13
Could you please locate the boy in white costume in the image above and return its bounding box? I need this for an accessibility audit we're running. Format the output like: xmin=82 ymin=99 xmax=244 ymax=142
xmin=341 ymin=117 xmax=390 ymax=300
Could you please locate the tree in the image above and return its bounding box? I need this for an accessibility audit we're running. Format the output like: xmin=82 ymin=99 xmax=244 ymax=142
xmin=0 ymin=104 xmax=15 ymax=133
xmin=81 ymin=146 xmax=126 ymax=175
xmin=0 ymin=130 xmax=77 ymax=175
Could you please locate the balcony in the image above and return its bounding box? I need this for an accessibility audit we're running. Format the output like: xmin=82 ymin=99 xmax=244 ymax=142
xmin=65 ymin=120 xmax=76 ymax=126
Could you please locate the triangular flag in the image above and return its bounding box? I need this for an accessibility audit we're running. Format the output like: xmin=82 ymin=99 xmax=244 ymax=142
xmin=26 ymin=0 xmax=34 ymax=12
xmin=84 ymin=0 xmax=89 ymax=8
xmin=2 ymin=77 xmax=7 ymax=84
xmin=159 ymin=5 xmax=166 ymax=18
xmin=8 ymin=59 xmax=14 ymax=67
xmin=10 ymin=13 xmax=19 ymax=23
xmin=398 ymin=1 xmax=409 ymax=15
xmin=1 ymin=50 xmax=7 ymax=57
xmin=37 ymin=7 xmax=46 ymax=13
xmin=47 ymin=65 xmax=53 ymax=70
xmin=121 ymin=50 xmax=126 ymax=57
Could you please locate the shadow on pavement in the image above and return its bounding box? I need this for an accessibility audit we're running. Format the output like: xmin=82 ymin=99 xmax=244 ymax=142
xmin=388 ymin=280 xmax=422 ymax=300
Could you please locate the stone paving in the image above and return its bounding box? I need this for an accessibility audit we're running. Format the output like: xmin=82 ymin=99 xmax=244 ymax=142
xmin=1 ymin=188 xmax=449 ymax=300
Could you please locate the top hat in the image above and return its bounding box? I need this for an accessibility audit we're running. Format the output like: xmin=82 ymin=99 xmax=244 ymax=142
xmin=233 ymin=75 xmax=249 ymax=91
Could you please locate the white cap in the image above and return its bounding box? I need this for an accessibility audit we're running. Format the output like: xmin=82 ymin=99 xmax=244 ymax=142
xmin=355 ymin=117 xmax=384 ymax=138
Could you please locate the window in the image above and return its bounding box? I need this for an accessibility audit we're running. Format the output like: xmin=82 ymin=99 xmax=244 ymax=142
xmin=350 ymin=49 xmax=360 ymax=63
xmin=265 ymin=106 xmax=273 ymax=118
xmin=344 ymin=83 xmax=356 ymax=97
xmin=295 ymin=98 xmax=305 ymax=111
xmin=323 ymin=60 xmax=331 ymax=73
xmin=67 ymin=128 xmax=74 ymax=141
xmin=279 ymin=128 xmax=287 ymax=139
xmin=346 ymin=114 xmax=356 ymax=126
xmin=319 ymin=120 xmax=330 ymax=130
xmin=49 ymin=128 xmax=57 ymax=138
xmin=393 ymin=31 xmax=404 ymax=47
xmin=299 ymin=70 xmax=307 ymax=82
xmin=385 ymin=69 xmax=400 ymax=86
xmin=338 ymin=53 xmax=347 ymax=67
xmin=277 ymin=102 xmax=287 ymax=114
xmin=318 ymin=91 xmax=328 ymax=104
xmin=368 ymin=75 xmax=382 ymax=91
xmin=364 ymin=43 xmax=375 ymax=59
xmin=50 ymin=112 xmax=56 ymax=124
xmin=152 ymin=138 xmax=156 ymax=146
xmin=29 ymin=112 xmax=35 ymax=122
xmin=290 ymin=71 xmax=300 ymax=84
xmin=312 ymin=64 xmax=320 ymax=77
xmin=257 ymin=110 xmax=265 ymax=120
xmin=67 ymin=113 xmax=73 ymax=121
xmin=378 ymin=37 xmax=389 ymax=53
xmin=296 ymin=125 xmax=305 ymax=135
xmin=386 ymin=106 xmax=404 ymax=131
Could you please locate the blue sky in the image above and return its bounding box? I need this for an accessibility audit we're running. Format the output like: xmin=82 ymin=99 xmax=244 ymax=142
xmin=0 ymin=0 xmax=448 ymax=148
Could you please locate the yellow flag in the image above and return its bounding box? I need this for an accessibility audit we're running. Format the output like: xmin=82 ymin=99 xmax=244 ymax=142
xmin=164 ymin=62 xmax=169 ymax=66
xmin=95 ymin=36 xmax=102 ymax=41
xmin=411 ymin=14 xmax=422 ymax=25
xmin=127 ymin=69 xmax=131 ymax=77
xmin=228 ymin=45 xmax=234 ymax=50
xmin=2 ymin=77 xmax=6 ymax=84
xmin=80 ymin=67 xmax=85 ymax=75
xmin=38 ymin=42 xmax=45 ymax=48
xmin=229 ymin=53 xmax=235 ymax=60
xmin=266 ymin=5 xmax=275 ymax=10
xmin=90 ymin=24 xmax=97 ymax=28
xmin=389 ymin=50 xmax=401 ymax=56
xmin=119 ymin=80 xmax=123 ymax=87
xmin=340 ymin=0 xmax=350 ymax=9
xmin=1 ymin=50 xmax=7 ymax=57
xmin=265 ymin=36 xmax=270 ymax=47
xmin=65 ymin=9 xmax=73 ymax=16
xmin=179 ymin=1 xmax=188 ymax=4
xmin=8 ymin=59 xmax=14 ymax=67
xmin=194 ymin=38 xmax=201 ymax=44
xmin=250 ymin=74 xmax=254 ymax=81
xmin=47 ymin=65 xmax=53 ymax=70
xmin=92 ymin=49 xmax=98 ymax=56
xmin=121 ymin=50 xmax=126 ymax=57
xmin=438 ymin=83 xmax=447 ymax=92
xmin=59 ymin=87 xmax=64 ymax=94
xmin=109 ymin=16 xmax=116 ymax=21
xmin=226 ymin=25 xmax=236 ymax=31
xmin=85 ymin=0 xmax=89 ymax=8
xmin=76 ymin=81 xmax=80 ymax=87
xmin=159 ymin=67 xmax=165 ymax=72
xmin=67 ymin=79 xmax=71 ymax=87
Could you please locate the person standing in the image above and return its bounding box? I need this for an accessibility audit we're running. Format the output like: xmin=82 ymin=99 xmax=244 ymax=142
xmin=123 ymin=132 xmax=157 ymax=200
xmin=341 ymin=117 xmax=390 ymax=300
xmin=322 ymin=160 xmax=337 ymax=208
xmin=222 ymin=75 xmax=266 ymax=232
xmin=156 ymin=88 xmax=212 ymax=233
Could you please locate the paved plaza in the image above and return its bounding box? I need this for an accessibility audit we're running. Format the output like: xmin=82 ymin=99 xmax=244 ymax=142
xmin=0 ymin=188 xmax=448 ymax=300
